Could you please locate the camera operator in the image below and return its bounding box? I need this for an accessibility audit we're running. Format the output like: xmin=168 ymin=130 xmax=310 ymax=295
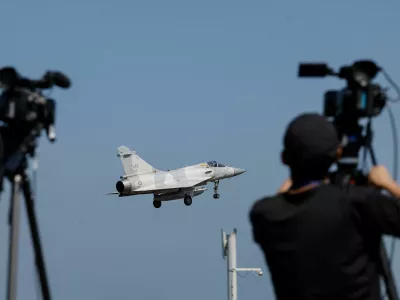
xmin=249 ymin=112 xmax=400 ymax=300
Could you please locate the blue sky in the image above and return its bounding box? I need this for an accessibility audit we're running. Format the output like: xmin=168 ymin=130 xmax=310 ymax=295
xmin=0 ymin=0 xmax=399 ymax=299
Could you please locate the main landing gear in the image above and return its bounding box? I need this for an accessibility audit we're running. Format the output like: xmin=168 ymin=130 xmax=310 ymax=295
xmin=153 ymin=200 xmax=162 ymax=208
xmin=184 ymin=195 xmax=192 ymax=206
xmin=213 ymin=180 xmax=220 ymax=199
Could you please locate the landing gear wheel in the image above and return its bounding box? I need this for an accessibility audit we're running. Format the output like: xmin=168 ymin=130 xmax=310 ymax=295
xmin=184 ymin=196 xmax=192 ymax=206
xmin=213 ymin=180 xmax=220 ymax=199
xmin=153 ymin=200 xmax=162 ymax=208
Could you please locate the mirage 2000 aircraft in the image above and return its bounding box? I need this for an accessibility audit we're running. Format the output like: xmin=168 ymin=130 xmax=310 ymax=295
xmin=107 ymin=146 xmax=246 ymax=208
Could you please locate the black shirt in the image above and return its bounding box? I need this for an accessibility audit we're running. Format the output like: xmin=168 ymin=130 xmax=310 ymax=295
xmin=249 ymin=184 xmax=400 ymax=300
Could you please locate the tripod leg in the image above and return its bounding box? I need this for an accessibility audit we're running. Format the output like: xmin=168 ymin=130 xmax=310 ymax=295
xmin=21 ymin=172 xmax=52 ymax=300
xmin=6 ymin=175 xmax=22 ymax=300
xmin=380 ymin=241 xmax=399 ymax=300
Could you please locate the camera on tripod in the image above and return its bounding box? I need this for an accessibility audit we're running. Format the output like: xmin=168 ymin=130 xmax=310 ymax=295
xmin=0 ymin=66 xmax=71 ymax=300
xmin=298 ymin=60 xmax=388 ymax=185
xmin=297 ymin=60 xmax=399 ymax=300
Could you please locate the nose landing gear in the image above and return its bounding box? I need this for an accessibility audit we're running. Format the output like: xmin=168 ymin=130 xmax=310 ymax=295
xmin=213 ymin=180 xmax=220 ymax=199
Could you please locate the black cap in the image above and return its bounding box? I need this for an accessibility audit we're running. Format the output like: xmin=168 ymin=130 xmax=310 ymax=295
xmin=284 ymin=112 xmax=339 ymax=164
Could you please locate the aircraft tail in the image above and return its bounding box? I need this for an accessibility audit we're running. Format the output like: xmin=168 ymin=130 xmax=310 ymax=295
xmin=116 ymin=146 xmax=156 ymax=176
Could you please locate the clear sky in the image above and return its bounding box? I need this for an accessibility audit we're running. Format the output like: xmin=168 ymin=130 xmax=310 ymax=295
xmin=0 ymin=0 xmax=399 ymax=299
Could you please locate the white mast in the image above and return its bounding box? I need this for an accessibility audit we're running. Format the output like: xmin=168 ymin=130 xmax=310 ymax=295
xmin=221 ymin=228 xmax=263 ymax=300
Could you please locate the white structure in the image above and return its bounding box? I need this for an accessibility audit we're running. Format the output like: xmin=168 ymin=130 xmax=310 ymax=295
xmin=221 ymin=228 xmax=263 ymax=300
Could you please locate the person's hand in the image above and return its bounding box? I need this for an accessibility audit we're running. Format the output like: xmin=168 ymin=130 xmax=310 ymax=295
xmin=368 ymin=165 xmax=395 ymax=189
xmin=277 ymin=178 xmax=292 ymax=193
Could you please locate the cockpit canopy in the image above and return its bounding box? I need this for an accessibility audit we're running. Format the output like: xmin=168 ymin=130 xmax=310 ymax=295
xmin=207 ymin=161 xmax=226 ymax=167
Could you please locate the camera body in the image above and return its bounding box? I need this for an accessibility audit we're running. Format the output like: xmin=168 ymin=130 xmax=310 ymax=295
xmin=0 ymin=88 xmax=56 ymax=132
xmin=323 ymin=84 xmax=386 ymax=119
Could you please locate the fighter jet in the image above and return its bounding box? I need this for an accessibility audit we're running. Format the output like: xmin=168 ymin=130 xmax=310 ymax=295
xmin=107 ymin=146 xmax=246 ymax=208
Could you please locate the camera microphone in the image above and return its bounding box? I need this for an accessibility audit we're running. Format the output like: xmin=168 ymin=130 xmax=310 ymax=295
xmin=43 ymin=71 xmax=71 ymax=89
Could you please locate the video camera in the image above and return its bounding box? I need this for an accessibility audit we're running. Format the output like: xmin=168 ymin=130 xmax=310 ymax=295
xmin=299 ymin=60 xmax=386 ymax=118
xmin=298 ymin=60 xmax=389 ymax=185
xmin=0 ymin=67 xmax=70 ymax=190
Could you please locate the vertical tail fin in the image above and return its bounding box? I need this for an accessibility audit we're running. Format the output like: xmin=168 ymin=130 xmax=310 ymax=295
xmin=117 ymin=146 xmax=156 ymax=175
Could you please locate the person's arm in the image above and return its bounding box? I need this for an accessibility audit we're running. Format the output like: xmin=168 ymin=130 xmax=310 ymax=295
xmin=368 ymin=165 xmax=400 ymax=199
xmin=359 ymin=165 xmax=400 ymax=236
xmin=382 ymin=180 xmax=400 ymax=199
xmin=356 ymin=189 xmax=400 ymax=238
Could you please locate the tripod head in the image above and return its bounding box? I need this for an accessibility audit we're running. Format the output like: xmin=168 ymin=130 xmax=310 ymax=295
xmin=0 ymin=67 xmax=71 ymax=190
xmin=298 ymin=60 xmax=388 ymax=186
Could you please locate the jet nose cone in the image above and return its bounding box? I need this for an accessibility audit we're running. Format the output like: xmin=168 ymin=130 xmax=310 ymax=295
xmin=233 ymin=168 xmax=246 ymax=176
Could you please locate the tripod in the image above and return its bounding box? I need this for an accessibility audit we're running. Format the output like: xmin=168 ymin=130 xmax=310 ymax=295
xmin=3 ymin=125 xmax=52 ymax=300
xmin=331 ymin=121 xmax=398 ymax=300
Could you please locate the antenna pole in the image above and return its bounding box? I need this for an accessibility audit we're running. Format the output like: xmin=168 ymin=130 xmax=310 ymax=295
xmin=228 ymin=229 xmax=238 ymax=300
xmin=222 ymin=228 xmax=263 ymax=300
